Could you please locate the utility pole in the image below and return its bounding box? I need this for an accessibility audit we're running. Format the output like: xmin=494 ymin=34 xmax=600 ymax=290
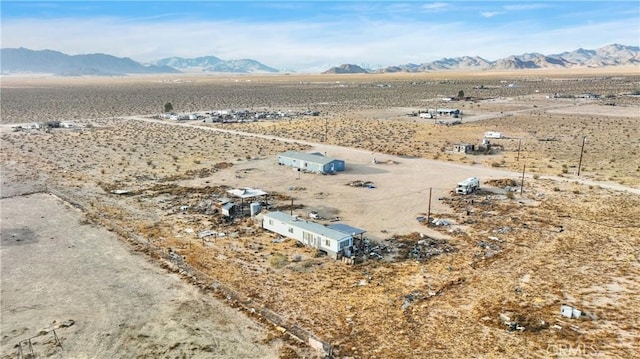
xmin=516 ymin=138 xmax=522 ymax=161
xmin=290 ymin=198 xmax=294 ymax=216
xmin=577 ymin=136 xmax=587 ymax=176
xmin=427 ymin=187 xmax=432 ymax=225
xmin=324 ymin=118 xmax=328 ymax=142
xmin=520 ymin=164 xmax=526 ymax=195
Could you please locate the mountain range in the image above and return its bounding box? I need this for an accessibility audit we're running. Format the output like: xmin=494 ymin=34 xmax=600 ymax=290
xmin=366 ymin=44 xmax=639 ymax=73
xmin=0 ymin=48 xmax=179 ymax=76
xmin=1 ymin=44 xmax=638 ymax=76
xmin=0 ymin=48 xmax=278 ymax=76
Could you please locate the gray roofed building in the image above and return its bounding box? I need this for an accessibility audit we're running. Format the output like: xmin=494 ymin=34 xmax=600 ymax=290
xmin=278 ymin=151 xmax=345 ymax=174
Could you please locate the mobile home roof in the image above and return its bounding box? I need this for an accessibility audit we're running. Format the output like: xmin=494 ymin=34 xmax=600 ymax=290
xmin=279 ymin=151 xmax=339 ymax=166
xmin=264 ymin=211 xmax=351 ymax=241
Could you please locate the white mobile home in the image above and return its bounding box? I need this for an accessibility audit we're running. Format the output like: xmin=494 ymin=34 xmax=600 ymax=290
xmin=262 ymin=211 xmax=353 ymax=259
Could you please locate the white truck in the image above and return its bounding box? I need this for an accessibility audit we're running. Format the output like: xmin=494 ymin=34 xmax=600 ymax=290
xmin=455 ymin=177 xmax=480 ymax=195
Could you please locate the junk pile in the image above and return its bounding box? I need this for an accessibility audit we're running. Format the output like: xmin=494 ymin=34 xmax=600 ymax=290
xmin=393 ymin=233 xmax=457 ymax=262
xmin=351 ymin=238 xmax=391 ymax=260
xmin=486 ymin=178 xmax=518 ymax=191
xmin=477 ymin=238 xmax=502 ymax=258
xmin=499 ymin=312 xmax=549 ymax=333
xmin=346 ymin=180 xmax=375 ymax=189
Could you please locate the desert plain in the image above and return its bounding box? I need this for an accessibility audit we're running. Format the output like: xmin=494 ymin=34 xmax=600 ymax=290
xmin=1 ymin=67 xmax=639 ymax=358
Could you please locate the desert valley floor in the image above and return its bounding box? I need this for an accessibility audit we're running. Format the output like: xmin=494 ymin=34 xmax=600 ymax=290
xmin=1 ymin=68 xmax=639 ymax=358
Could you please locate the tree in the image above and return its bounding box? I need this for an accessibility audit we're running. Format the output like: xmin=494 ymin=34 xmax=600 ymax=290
xmin=164 ymin=102 xmax=173 ymax=113
xmin=457 ymin=90 xmax=465 ymax=98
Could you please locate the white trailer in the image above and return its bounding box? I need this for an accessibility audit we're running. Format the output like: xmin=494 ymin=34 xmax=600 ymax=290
xmin=456 ymin=177 xmax=480 ymax=195
xmin=484 ymin=131 xmax=503 ymax=139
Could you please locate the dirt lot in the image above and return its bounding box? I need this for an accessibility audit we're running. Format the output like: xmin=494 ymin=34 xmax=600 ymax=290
xmin=1 ymin=68 xmax=639 ymax=358
xmin=0 ymin=192 xmax=283 ymax=358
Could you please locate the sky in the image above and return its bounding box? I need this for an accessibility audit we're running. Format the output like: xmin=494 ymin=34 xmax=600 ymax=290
xmin=1 ymin=1 xmax=639 ymax=72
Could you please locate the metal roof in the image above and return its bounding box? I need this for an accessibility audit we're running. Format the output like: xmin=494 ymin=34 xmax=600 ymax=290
xmin=227 ymin=187 xmax=268 ymax=199
xmin=327 ymin=223 xmax=366 ymax=236
xmin=278 ymin=151 xmax=342 ymax=166
xmin=264 ymin=211 xmax=352 ymax=242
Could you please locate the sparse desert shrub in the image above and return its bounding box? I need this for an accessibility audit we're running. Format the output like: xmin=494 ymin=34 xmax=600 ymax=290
xmin=269 ymin=253 xmax=288 ymax=268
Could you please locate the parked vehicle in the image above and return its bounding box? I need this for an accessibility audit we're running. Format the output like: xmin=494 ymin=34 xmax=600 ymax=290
xmin=455 ymin=177 xmax=480 ymax=195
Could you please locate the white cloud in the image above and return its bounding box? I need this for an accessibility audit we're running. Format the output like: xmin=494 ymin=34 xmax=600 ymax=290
xmin=422 ymin=2 xmax=449 ymax=11
xmin=480 ymin=11 xmax=504 ymax=18
xmin=503 ymin=3 xmax=551 ymax=11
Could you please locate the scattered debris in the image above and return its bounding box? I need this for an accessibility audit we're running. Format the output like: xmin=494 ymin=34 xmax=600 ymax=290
xmin=393 ymin=233 xmax=457 ymax=262
xmin=499 ymin=311 xmax=548 ymax=333
xmin=346 ymin=180 xmax=375 ymax=188
xmin=477 ymin=240 xmax=502 ymax=258
xmin=493 ymin=226 xmax=512 ymax=234
xmin=351 ymin=238 xmax=391 ymax=260
xmin=402 ymin=292 xmax=423 ymax=310
xmin=198 ymin=230 xmax=224 ymax=239
xmin=560 ymin=305 xmax=596 ymax=320
xmin=431 ymin=218 xmax=451 ymax=226
xmin=486 ymin=178 xmax=517 ymax=188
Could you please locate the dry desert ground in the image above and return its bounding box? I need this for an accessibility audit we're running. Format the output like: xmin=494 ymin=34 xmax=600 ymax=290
xmin=1 ymin=68 xmax=639 ymax=358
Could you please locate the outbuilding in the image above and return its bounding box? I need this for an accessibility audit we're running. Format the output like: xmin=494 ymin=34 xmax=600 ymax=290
xmin=278 ymin=151 xmax=345 ymax=174
xmin=453 ymin=143 xmax=475 ymax=153
xmin=262 ymin=211 xmax=353 ymax=259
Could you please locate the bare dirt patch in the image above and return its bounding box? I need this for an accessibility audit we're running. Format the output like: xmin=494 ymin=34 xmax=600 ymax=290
xmin=0 ymin=193 xmax=283 ymax=358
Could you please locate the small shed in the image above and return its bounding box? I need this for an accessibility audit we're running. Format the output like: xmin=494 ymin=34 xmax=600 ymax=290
xmin=278 ymin=151 xmax=345 ymax=174
xmin=453 ymin=143 xmax=475 ymax=153
xmin=227 ymin=187 xmax=268 ymax=216
xmin=215 ymin=199 xmax=236 ymax=217
xmin=262 ymin=211 xmax=353 ymax=259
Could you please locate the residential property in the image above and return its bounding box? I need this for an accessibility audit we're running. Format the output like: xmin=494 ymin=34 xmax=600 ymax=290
xmin=278 ymin=151 xmax=345 ymax=174
xmin=262 ymin=211 xmax=354 ymax=259
xmin=428 ymin=108 xmax=461 ymax=116
xmin=225 ymin=187 xmax=268 ymax=217
xmin=453 ymin=143 xmax=475 ymax=153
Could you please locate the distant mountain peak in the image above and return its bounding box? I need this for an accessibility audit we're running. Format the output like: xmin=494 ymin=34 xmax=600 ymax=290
xmin=322 ymin=64 xmax=369 ymax=74
xmin=154 ymin=56 xmax=279 ymax=73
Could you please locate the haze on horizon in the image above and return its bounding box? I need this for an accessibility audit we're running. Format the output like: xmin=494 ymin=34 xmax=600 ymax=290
xmin=1 ymin=1 xmax=638 ymax=72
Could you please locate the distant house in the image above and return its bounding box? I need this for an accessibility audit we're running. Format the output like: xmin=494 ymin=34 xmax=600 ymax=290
xmin=576 ymin=93 xmax=600 ymax=99
xmin=278 ymin=151 xmax=345 ymax=174
xmin=484 ymin=131 xmax=503 ymax=139
xmin=428 ymin=108 xmax=461 ymax=117
xmin=453 ymin=143 xmax=475 ymax=153
xmin=262 ymin=211 xmax=353 ymax=259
